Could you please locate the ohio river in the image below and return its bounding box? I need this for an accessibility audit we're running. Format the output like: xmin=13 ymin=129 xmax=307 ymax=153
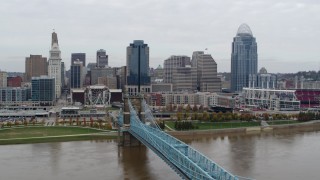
xmin=1 ymin=126 xmax=320 ymax=180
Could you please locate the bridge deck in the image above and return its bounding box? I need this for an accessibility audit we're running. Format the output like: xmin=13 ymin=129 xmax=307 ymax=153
xmin=124 ymin=99 xmax=241 ymax=180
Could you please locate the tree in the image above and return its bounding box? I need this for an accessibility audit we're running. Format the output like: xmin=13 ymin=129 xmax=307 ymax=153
xmin=23 ymin=119 xmax=28 ymax=126
xmin=263 ymin=113 xmax=269 ymax=121
xmin=158 ymin=120 xmax=165 ymax=130
xmin=192 ymin=105 xmax=198 ymax=112
xmin=90 ymin=117 xmax=94 ymax=127
xmin=83 ymin=118 xmax=87 ymax=127
xmin=217 ymin=112 xmax=223 ymax=121
xmin=176 ymin=112 xmax=182 ymax=121
xmin=98 ymin=119 xmax=103 ymax=129
xmin=7 ymin=121 xmax=12 ymax=128
xmin=203 ymin=112 xmax=209 ymax=121
xmin=186 ymin=104 xmax=191 ymax=112
xmin=199 ymin=105 xmax=204 ymax=112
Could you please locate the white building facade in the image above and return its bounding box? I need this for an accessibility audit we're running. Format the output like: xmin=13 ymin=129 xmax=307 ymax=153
xmin=48 ymin=32 xmax=62 ymax=98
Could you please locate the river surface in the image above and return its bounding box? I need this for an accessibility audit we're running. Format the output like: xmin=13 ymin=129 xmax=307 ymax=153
xmin=1 ymin=127 xmax=320 ymax=180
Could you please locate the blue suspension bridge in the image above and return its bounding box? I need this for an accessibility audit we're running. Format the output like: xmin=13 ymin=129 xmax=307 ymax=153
xmin=114 ymin=97 xmax=250 ymax=180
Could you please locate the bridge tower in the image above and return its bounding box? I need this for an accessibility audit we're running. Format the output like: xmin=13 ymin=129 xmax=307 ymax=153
xmin=119 ymin=95 xmax=145 ymax=146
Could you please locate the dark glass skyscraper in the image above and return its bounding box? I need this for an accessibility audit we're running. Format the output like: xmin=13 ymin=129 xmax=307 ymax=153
xmin=70 ymin=61 xmax=83 ymax=88
xmin=231 ymin=23 xmax=258 ymax=92
xmin=71 ymin=53 xmax=86 ymax=66
xmin=126 ymin=40 xmax=150 ymax=86
xmin=96 ymin=49 xmax=108 ymax=68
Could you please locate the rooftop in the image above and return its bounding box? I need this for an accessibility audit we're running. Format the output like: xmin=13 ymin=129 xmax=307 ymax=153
xmin=236 ymin=23 xmax=253 ymax=36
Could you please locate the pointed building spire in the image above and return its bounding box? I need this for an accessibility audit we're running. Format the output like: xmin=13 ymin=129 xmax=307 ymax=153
xmin=51 ymin=30 xmax=58 ymax=46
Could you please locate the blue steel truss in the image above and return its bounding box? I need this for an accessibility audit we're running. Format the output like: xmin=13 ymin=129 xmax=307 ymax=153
xmin=122 ymin=99 xmax=240 ymax=180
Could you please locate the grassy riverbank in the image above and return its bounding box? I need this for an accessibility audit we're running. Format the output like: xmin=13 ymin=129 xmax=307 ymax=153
xmin=0 ymin=127 xmax=117 ymax=145
xmin=166 ymin=120 xmax=302 ymax=130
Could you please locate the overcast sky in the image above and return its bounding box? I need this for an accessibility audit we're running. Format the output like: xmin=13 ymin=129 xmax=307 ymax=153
xmin=0 ymin=0 xmax=319 ymax=73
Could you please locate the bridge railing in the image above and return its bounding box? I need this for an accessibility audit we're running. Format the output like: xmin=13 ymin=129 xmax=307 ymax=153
xmin=127 ymin=99 xmax=239 ymax=180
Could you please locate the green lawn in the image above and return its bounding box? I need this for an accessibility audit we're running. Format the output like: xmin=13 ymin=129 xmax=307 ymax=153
xmin=0 ymin=126 xmax=104 ymax=139
xmin=166 ymin=120 xmax=303 ymax=130
xmin=195 ymin=121 xmax=260 ymax=130
xmin=0 ymin=127 xmax=116 ymax=145
xmin=166 ymin=121 xmax=259 ymax=130
xmin=267 ymin=120 xmax=300 ymax=125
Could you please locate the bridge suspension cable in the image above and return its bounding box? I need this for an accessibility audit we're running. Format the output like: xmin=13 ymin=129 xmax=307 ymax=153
xmin=126 ymin=99 xmax=240 ymax=180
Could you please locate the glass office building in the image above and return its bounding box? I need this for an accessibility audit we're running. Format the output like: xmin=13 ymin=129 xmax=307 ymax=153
xmin=31 ymin=76 xmax=55 ymax=105
xmin=231 ymin=23 xmax=258 ymax=92
xmin=126 ymin=40 xmax=150 ymax=86
xmin=70 ymin=61 xmax=83 ymax=88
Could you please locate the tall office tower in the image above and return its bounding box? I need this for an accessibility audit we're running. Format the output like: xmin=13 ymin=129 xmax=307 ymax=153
xmin=31 ymin=76 xmax=55 ymax=106
xmin=87 ymin=63 xmax=97 ymax=71
xmin=61 ymin=62 xmax=65 ymax=88
xmin=71 ymin=53 xmax=86 ymax=66
xmin=48 ymin=31 xmax=62 ymax=98
xmin=126 ymin=40 xmax=150 ymax=86
xmin=193 ymin=51 xmax=221 ymax=92
xmin=70 ymin=60 xmax=84 ymax=89
xmin=172 ymin=67 xmax=197 ymax=92
xmin=163 ymin=55 xmax=191 ymax=83
xmin=191 ymin=51 xmax=204 ymax=67
xmin=231 ymin=23 xmax=258 ymax=92
xmin=96 ymin=49 xmax=108 ymax=68
xmin=119 ymin=66 xmax=127 ymax=90
xmin=90 ymin=67 xmax=116 ymax=85
xmin=0 ymin=71 xmax=8 ymax=88
xmin=25 ymin=55 xmax=48 ymax=82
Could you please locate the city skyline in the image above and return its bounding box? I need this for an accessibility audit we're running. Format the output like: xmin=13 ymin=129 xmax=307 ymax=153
xmin=0 ymin=0 xmax=319 ymax=73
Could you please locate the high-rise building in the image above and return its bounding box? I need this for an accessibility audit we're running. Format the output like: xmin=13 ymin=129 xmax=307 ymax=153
xmin=25 ymin=55 xmax=48 ymax=82
xmin=87 ymin=63 xmax=97 ymax=71
xmin=0 ymin=71 xmax=8 ymax=88
xmin=90 ymin=67 xmax=116 ymax=85
xmin=118 ymin=66 xmax=127 ymax=90
xmin=172 ymin=67 xmax=197 ymax=92
xmin=126 ymin=40 xmax=150 ymax=86
xmin=71 ymin=53 xmax=86 ymax=66
xmin=164 ymin=55 xmax=191 ymax=83
xmin=231 ymin=23 xmax=258 ymax=92
xmin=193 ymin=52 xmax=221 ymax=92
xmin=31 ymin=76 xmax=55 ymax=106
xmin=96 ymin=49 xmax=108 ymax=68
xmin=61 ymin=62 xmax=65 ymax=88
xmin=48 ymin=31 xmax=62 ymax=98
xmin=70 ymin=60 xmax=84 ymax=89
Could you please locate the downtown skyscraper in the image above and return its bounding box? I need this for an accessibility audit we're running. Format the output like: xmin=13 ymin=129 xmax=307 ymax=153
xmin=48 ymin=31 xmax=62 ymax=98
xmin=126 ymin=40 xmax=150 ymax=86
xmin=96 ymin=49 xmax=108 ymax=68
xmin=231 ymin=23 xmax=258 ymax=92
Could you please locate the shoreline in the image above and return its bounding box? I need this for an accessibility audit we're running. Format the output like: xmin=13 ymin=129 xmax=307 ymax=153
xmin=0 ymin=127 xmax=118 ymax=145
xmin=167 ymin=120 xmax=320 ymax=137
xmin=2 ymin=121 xmax=320 ymax=145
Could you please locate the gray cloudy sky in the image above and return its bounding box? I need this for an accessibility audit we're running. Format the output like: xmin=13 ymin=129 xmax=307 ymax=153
xmin=0 ymin=0 xmax=319 ymax=73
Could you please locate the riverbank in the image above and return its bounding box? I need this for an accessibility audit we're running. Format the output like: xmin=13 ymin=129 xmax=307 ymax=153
xmin=2 ymin=121 xmax=320 ymax=145
xmin=167 ymin=120 xmax=320 ymax=137
xmin=0 ymin=127 xmax=117 ymax=145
